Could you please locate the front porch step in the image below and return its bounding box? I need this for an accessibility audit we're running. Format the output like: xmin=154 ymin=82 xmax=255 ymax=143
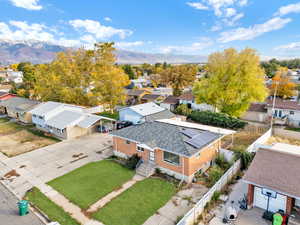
xmin=136 ymin=162 xmax=156 ymax=177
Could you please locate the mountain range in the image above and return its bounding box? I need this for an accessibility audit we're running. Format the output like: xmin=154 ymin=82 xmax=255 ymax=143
xmin=0 ymin=40 xmax=207 ymax=65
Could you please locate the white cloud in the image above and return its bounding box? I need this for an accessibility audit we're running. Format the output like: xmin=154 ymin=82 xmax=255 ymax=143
xmin=275 ymin=2 xmax=300 ymax=16
xmin=0 ymin=20 xmax=85 ymax=48
xmin=274 ymin=42 xmax=300 ymax=51
xmin=238 ymin=0 xmax=247 ymax=6
xmin=225 ymin=8 xmax=236 ymax=17
xmin=69 ymin=19 xmax=132 ymax=40
xmin=187 ymin=2 xmax=209 ymax=10
xmin=223 ymin=12 xmax=244 ymax=26
xmin=218 ymin=17 xmax=291 ymax=43
xmin=104 ymin=17 xmax=112 ymax=22
xmin=115 ymin=41 xmax=144 ymax=48
xmin=9 ymin=0 xmax=42 ymax=10
xmin=210 ymin=24 xmax=222 ymax=31
xmin=160 ymin=38 xmax=213 ymax=54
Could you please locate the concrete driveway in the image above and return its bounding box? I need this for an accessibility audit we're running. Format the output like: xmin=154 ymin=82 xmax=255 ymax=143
xmin=0 ymin=183 xmax=43 ymax=225
xmin=207 ymin=180 xmax=271 ymax=225
xmin=0 ymin=133 xmax=113 ymax=198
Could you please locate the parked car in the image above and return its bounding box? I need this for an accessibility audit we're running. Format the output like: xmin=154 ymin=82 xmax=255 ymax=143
xmin=116 ymin=121 xmax=133 ymax=130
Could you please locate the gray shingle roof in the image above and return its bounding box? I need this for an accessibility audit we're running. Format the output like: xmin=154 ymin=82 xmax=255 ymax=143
xmin=0 ymin=97 xmax=40 ymax=112
xmin=145 ymin=109 xmax=175 ymax=122
xmin=111 ymin=121 xmax=222 ymax=157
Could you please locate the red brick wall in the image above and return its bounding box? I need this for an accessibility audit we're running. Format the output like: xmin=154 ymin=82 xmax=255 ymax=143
xmin=286 ymin=196 xmax=294 ymax=215
xmin=247 ymin=184 xmax=254 ymax=208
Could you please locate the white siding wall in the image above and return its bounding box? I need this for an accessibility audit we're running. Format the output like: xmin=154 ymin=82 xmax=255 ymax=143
xmin=267 ymin=107 xmax=300 ymax=127
xmin=179 ymin=100 xmax=215 ymax=112
xmin=119 ymin=108 xmax=143 ymax=124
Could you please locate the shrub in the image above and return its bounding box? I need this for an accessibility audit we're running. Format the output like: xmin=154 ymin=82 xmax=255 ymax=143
xmin=174 ymin=104 xmax=192 ymax=116
xmin=212 ymin=191 xmax=221 ymax=201
xmin=215 ymin=153 xmax=232 ymax=171
xmin=187 ymin=111 xmax=247 ymax=130
xmin=206 ymin=166 xmax=224 ymax=187
xmin=234 ymin=150 xmax=254 ymax=170
xmin=125 ymin=154 xmax=141 ymax=170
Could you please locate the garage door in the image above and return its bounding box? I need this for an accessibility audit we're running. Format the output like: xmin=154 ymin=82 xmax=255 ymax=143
xmin=254 ymin=187 xmax=287 ymax=213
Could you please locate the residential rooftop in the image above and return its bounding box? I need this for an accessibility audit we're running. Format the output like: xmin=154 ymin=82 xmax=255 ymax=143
xmin=0 ymin=97 xmax=40 ymax=112
xmin=244 ymin=145 xmax=300 ymax=198
xmin=266 ymin=98 xmax=300 ymax=111
xmin=112 ymin=120 xmax=226 ymax=157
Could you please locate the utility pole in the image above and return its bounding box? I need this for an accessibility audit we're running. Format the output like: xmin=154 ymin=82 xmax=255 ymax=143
xmin=270 ymin=81 xmax=279 ymax=132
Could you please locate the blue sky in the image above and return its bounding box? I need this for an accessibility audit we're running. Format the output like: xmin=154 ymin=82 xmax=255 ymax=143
xmin=1 ymin=0 xmax=300 ymax=58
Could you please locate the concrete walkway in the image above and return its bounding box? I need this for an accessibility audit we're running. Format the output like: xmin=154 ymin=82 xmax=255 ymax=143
xmin=87 ymin=174 xmax=145 ymax=213
xmin=0 ymin=134 xmax=114 ymax=225
xmin=38 ymin=183 xmax=104 ymax=225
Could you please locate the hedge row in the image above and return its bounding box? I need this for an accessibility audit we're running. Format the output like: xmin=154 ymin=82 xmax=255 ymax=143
xmin=187 ymin=111 xmax=247 ymax=130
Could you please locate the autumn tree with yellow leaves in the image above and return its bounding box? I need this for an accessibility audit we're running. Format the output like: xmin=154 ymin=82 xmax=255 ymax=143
xmin=193 ymin=48 xmax=268 ymax=117
xmin=271 ymin=67 xmax=296 ymax=99
xmin=33 ymin=42 xmax=130 ymax=111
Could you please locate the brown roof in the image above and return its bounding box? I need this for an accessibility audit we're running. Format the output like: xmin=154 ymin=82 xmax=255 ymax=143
xmin=178 ymin=91 xmax=194 ymax=101
xmin=162 ymin=96 xmax=179 ymax=104
xmin=248 ymin=103 xmax=267 ymax=112
xmin=266 ymin=98 xmax=300 ymax=111
xmin=141 ymin=94 xmax=161 ymax=101
xmin=0 ymin=91 xmax=8 ymax=97
xmin=126 ymin=89 xmax=148 ymax=97
xmin=244 ymin=148 xmax=300 ymax=198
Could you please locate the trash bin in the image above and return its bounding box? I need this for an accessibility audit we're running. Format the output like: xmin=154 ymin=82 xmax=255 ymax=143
xmin=18 ymin=200 xmax=29 ymax=216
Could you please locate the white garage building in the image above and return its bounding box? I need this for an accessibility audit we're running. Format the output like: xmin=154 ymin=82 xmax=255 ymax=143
xmin=244 ymin=143 xmax=300 ymax=215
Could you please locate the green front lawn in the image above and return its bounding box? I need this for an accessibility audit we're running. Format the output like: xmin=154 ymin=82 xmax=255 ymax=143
xmin=48 ymin=160 xmax=135 ymax=209
xmin=98 ymin=111 xmax=119 ymax=120
xmin=285 ymin=127 xmax=300 ymax=132
xmin=26 ymin=187 xmax=80 ymax=225
xmin=92 ymin=178 xmax=176 ymax=225
xmin=0 ymin=117 xmax=9 ymax=123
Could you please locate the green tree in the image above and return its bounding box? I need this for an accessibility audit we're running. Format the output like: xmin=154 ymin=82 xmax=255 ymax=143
xmin=193 ymin=48 xmax=268 ymax=117
xmin=122 ymin=64 xmax=136 ymax=79
xmin=33 ymin=42 xmax=130 ymax=110
xmin=160 ymin=65 xmax=197 ymax=96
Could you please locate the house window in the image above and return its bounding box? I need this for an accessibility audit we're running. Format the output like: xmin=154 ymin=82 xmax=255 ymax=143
xmin=137 ymin=146 xmax=144 ymax=152
xmin=126 ymin=140 xmax=130 ymax=144
xmin=163 ymin=152 xmax=180 ymax=165
xmin=290 ymin=111 xmax=295 ymax=115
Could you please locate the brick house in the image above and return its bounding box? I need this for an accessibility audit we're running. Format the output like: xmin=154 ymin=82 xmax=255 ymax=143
xmin=0 ymin=92 xmax=16 ymax=101
xmin=244 ymin=143 xmax=300 ymax=216
xmin=111 ymin=119 xmax=235 ymax=182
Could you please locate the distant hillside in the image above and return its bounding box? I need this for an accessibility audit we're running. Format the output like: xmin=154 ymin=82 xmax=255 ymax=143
xmin=0 ymin=40 xmax=207 ymax=65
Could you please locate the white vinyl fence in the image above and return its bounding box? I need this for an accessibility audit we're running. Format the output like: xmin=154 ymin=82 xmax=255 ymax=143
xmin=177 ymin=128 xmax=272 ymax=225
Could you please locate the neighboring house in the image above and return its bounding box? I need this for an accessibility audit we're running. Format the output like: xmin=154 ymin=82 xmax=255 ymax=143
xmin=29 ymin=101 xmax=102 ymax=140
xmin=119 ymin=102 xmax=176 ymax=124
xmin=241 ymin=103 xmax=268 ymax=123
xmin=266 ymin=98 xmax=300 ymax=127
xmin=0 ymin=92 xmax=16 ymax=101
xmin=151 ymin=87 xmax=173 ymax=96
xmin=112 ymin=119 xmax=235 ymax=182
xmin=160 ymin=95 xmax=179 ymax=111
xmin=130 ymin=77 xmax=151 ymax=88
xmin=178 ymin=91 xmax=215 ymax=112
xmin=0 ymin=70 xmax=23 ymax=83
xmin=140 ymin=94 xmax=165 ymax=103
xmin=125 ymin=89 xmax=151 ymax=105
xmin=244 ymin=143 xmax=300 ymax=216
xmin=0 ymin=97 xmax=40 ymax=123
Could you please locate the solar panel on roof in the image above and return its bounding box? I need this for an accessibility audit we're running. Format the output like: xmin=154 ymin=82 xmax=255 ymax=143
xmin=185 ymin=138 xmax=203 ymax=148
xmin=185 ymin=131 xmax=218 ymax=149
xmin=180 ymin=128 xmax=200 ymax=138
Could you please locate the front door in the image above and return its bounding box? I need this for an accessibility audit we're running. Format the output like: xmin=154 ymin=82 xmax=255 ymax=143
xmin=149 ymin=151 xmax=155 ymax=162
